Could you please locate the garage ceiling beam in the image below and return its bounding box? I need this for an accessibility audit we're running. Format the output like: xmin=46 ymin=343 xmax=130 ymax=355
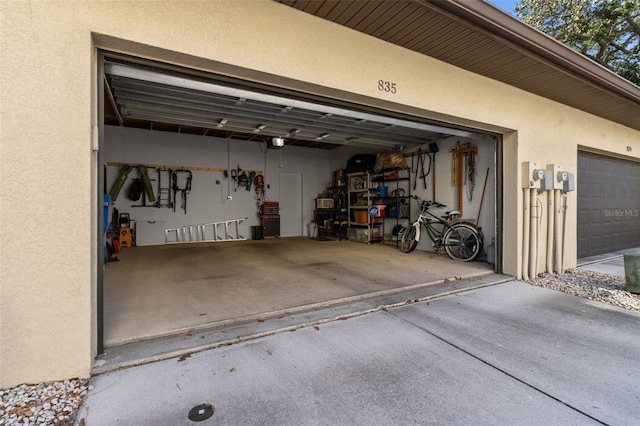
xmin=103 ymin=75 xmax=123 ymax=127
xmin=116 ymin=99 xmax=438 ymax=147
xmin=105 ymin=62 xmax=480 ymax=149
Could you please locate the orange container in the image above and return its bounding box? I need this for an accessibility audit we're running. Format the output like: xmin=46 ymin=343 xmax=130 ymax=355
xmin=354 ymin=211 xmax=368 ymax=223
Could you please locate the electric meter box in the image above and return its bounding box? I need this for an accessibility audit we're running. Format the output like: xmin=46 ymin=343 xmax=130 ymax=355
xmin=563 ymin=173 xmax=575 ymax=192
xmin=522 ymin=161 xmax=541 ymax=189
xmin=547 ymin=164 xmax=564 ymax=190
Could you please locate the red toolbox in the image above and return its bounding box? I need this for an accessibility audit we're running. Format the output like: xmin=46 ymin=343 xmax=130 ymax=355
xmin=260 ymin=202 xmax=279 ymax=215
xmin=259 ymin=202 xmax=280 ymax=238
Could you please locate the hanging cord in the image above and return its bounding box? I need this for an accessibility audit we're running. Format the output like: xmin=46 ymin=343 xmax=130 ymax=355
xmin=424 ymin=153 xmax=433 ymax=177
xmin=259 ymin=137 xmax=268 ymax=154
xmin=466 ymin=151 xmax=476 ymax=202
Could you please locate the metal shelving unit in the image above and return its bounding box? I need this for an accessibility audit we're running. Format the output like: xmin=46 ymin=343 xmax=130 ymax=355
xmin=371 ymin=168 xmax=411 ymax=247
xmin=347 ymin=172 xmax=384 ymax=244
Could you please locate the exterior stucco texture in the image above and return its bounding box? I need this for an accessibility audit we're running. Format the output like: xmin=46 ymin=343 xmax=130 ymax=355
xmin=1 ymin=0 xmax=639 ymax=387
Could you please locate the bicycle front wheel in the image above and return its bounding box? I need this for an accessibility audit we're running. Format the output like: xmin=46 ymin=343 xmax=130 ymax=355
xmin=444 ymin=223 xmax=481 ymax=261
xmin=400 ymin=225 xmax=418 ymax=253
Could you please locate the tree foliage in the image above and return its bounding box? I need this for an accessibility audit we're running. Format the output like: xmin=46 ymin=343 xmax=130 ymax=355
xmin=515 ymin=0 xmax=640 ymax=86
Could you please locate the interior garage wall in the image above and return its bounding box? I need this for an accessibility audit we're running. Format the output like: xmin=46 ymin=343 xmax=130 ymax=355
xmin=105 ymin=126 xmax=358 ymax=236
xmin=408 ymin=136 xmax=496 ymax=254
xmin=2 ymin=0 xmax=639 ymax=388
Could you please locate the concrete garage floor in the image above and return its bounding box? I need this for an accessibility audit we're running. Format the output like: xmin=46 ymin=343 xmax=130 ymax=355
xmin=100 ymin=237 xmax=500 ymax=374
xmin=104 ymin=237 xmax=493 ymax=347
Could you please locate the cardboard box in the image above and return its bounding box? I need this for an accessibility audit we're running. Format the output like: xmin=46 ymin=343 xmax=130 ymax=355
xmin=316 ymin=198 xmax=334 ymax=209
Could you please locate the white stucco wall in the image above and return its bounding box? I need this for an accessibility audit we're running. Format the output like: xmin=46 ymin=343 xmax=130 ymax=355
xmin=105 ymin=126 xmax=339 ymax=234
xmin=1 ymin=0 xmax=639 ymax=387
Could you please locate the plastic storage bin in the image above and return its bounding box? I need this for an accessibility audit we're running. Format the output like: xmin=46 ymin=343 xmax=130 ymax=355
xmin=354 ymin=211 xmax=368 ymax=223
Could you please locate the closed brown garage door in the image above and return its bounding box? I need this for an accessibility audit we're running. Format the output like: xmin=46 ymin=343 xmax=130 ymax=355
xmin=577 ymin=151 xmax=640 ymax=258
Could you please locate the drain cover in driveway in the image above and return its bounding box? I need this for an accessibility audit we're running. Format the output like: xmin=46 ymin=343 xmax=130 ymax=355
xmin=188 ymin=403 xmax=214 ymax=421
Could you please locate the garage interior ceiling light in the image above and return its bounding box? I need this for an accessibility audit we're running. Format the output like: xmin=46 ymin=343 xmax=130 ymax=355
xmin=268 ymin=137 xmax=285 ymax=149
xmin=104 ymin=61 xmax=482 ymax=150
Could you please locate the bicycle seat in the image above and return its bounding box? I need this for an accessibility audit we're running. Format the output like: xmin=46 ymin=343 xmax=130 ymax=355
xmin=445 ymin=210 xmax=460 ymax=216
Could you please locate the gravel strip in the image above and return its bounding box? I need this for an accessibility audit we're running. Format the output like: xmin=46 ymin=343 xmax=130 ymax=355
xmin=0 ymin=379 xmax=89 ymax=425
xmin=526 ymin=268 xmax=640 ymax=312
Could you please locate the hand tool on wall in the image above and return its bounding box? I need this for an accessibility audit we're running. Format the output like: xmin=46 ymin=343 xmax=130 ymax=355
xmin=453 ymin=146 xmax=463 ymax=214
xmin=172 ymin=170 xmax=178 ymax=212
xmin=409 ymin=154 xmax=417 ymax=191
xmin=138 ymin=165 xmax=155 ymax=203
xmin=131 ymin=166 xmax=158 ymax=208
xmin=451 ymin=144 xmax=477 ymax=216
xmin=109 ymin=164 xmax=133 ymax=201
xmin=246 ymin=171 xmax=257 ymax=191
xmin=429 ymin=142 xmax=439 ymax=201
xmin=409 ymin=143 xmax=438 ymax=193
xmin=466 ymin=150 xmax=477 ymax=202
xmin=238 ymin=170 xmax=249 ymax=188
xmin=476 ymin=168 xmax=490 ymax=225
xmin=412 ymin=152 xmax=429 ymax=190
xmin=254 ymin=174 xmax=265 ymax=204
xmin=413 ymin=154 xmax=419 ymax=191
xmin=230 ymin=168 xmax=238 ymax=191
xmin=172 ymin=170 xmax=193 ymax=214
xmin=127 ymin=178 xmax=144 ymax=201
xmin=420 ymin=152 xmax=431 ymax=189
xmin=253 ymin=174 xmax=264 ymax=192
xmin=180 ymin=171 xmax=192 ymax=214
xmin=127 ymin=166 xmax=145 ymax=201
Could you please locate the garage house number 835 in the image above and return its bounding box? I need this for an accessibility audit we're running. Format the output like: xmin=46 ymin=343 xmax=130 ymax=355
xmin=378 ymin=80 xmax=397 ymax=94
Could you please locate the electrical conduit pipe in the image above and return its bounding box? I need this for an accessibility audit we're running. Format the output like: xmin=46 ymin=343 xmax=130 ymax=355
xmin=522 ymin=188 xmax=530 ymax=280
xmin=554 ymin=189 xmax=562 ymax=273
xmin=546 ymin=190 xmax=555 ymax=273
xmin=529 ymin=189 xmax=538 ymax=279
xmin=561 ymin=193 xmax=568 ymax=273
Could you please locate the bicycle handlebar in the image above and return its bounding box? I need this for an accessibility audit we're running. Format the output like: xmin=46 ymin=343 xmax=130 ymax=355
xmin=411 ymin=195 xmax=446 ymax=209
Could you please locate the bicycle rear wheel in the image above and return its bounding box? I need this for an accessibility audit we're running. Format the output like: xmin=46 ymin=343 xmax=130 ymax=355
xmin=400 ymin=225 xmax=418 ymax=253
xmin=444 ymin=223 xmax=481 ymax=261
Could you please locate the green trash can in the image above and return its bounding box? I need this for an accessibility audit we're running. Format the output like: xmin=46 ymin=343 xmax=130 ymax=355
xmin=623 ymin=254 xmax=640 ymax=294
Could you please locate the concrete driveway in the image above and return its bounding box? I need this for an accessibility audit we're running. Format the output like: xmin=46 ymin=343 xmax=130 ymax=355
xmin=77 ymin=281 xmax=640 ymax=425
xmin=578 ymin=249 xmax=640 ymax=278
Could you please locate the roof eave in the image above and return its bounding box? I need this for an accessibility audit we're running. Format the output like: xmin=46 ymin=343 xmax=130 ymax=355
xmin=432 ymin=0 xmax=640 ymax=105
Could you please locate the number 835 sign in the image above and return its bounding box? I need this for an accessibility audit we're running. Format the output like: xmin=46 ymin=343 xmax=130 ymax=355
xmin=378 ymin=80 xmax=397 ymax=94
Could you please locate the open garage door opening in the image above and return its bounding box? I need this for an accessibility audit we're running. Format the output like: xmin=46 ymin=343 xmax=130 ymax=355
xmin=98 ymin=53 xmax=501 ymax=362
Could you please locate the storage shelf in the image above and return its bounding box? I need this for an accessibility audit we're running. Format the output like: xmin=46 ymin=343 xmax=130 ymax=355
xmin=380 ymin=168 xmax=411 ymax=248
xmin=347 ymin=169 xmax=412 ymax=245
xmin=347 ymin=171 xmax=385 ymax=244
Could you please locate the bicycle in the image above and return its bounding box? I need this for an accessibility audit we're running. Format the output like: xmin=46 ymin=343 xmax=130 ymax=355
xmin=400 ymin=195 xmax=483 ymax=262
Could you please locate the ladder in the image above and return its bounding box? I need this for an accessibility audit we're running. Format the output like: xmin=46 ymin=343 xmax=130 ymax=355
xmin=165 ymin=217 xmax=248 ymax=244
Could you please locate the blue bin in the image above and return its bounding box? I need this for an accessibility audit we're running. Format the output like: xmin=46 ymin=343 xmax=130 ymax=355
xmin=103 ymin=195 xmax=111 ymax=235
xmin=377 ymin=186 xmax=389 ymax=197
